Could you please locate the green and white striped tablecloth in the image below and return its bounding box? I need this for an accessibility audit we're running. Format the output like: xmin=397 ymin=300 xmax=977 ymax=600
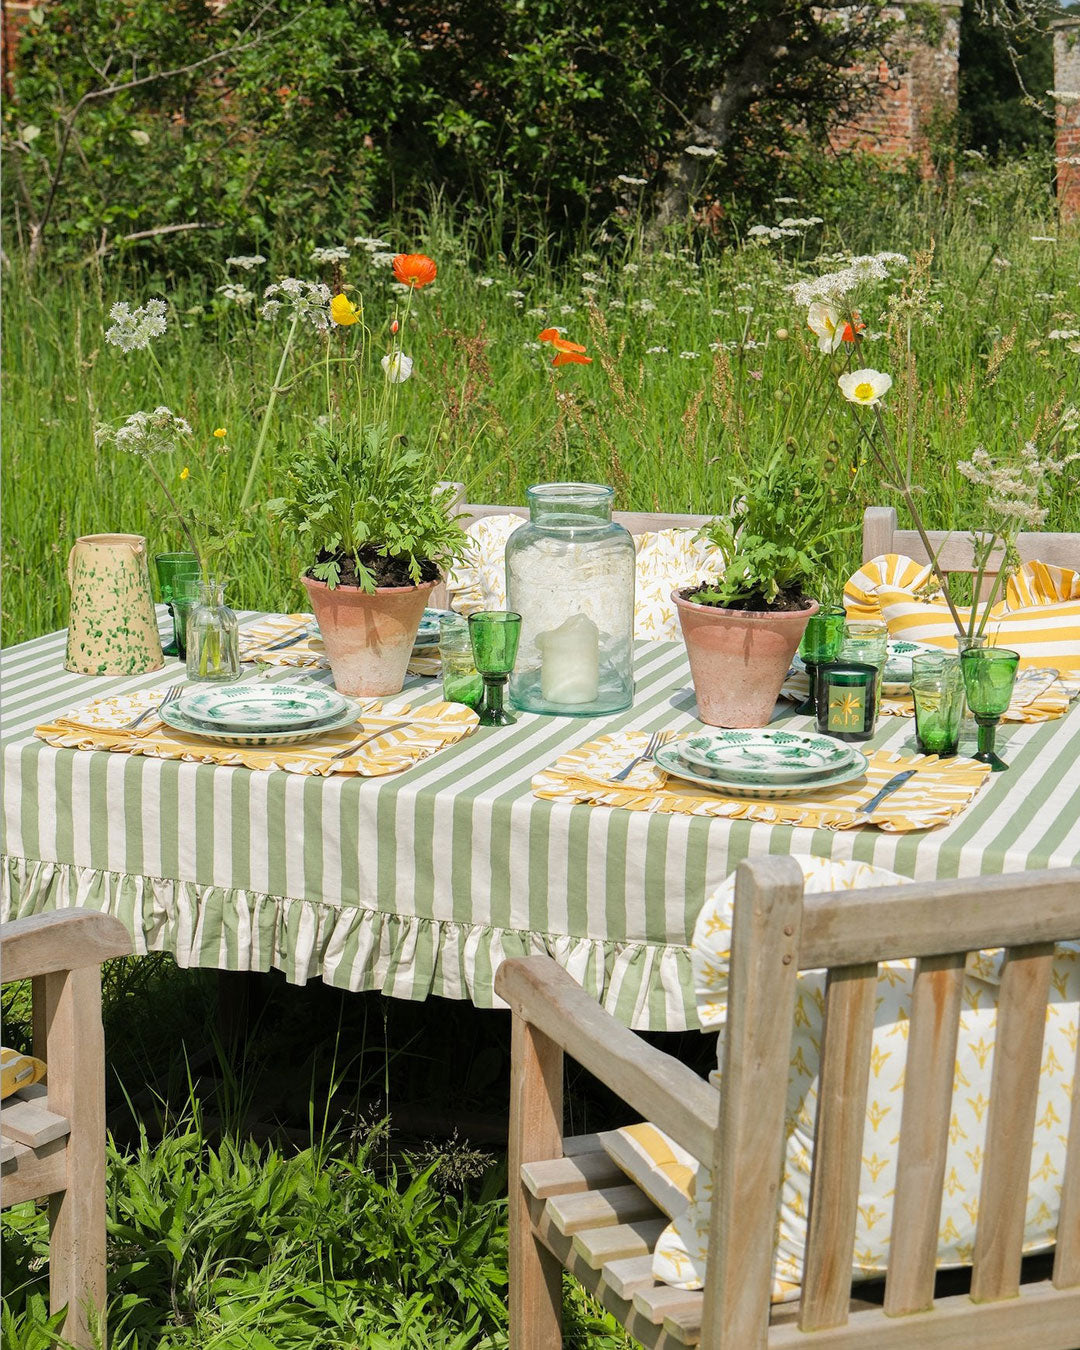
xmin=3 ymin=615 xmax=1079 ymax=1029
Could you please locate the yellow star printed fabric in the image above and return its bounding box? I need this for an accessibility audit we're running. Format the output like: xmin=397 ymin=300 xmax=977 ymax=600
xmin=37 ymin=692 xmax=477 ymax=776
xmin=611 ymin=857 xmax=1080 ymax=1302
xmin=531 ymin=733 xmax=990 ymax=831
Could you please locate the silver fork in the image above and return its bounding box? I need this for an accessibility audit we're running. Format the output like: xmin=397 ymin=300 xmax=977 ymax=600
xmin=329 ymin=721 xmax=413 ymax=761
xmin=611 ymin=729 xmax=671 ymax=782
xmin=121 ymin=684 xmax=183 ymax=731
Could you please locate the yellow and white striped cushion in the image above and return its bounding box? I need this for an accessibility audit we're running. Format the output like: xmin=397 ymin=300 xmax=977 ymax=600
xmin=1 ymin=1047 xmax=46 ymax=1100
xmin=643 ymin=857 xmax=1080 ymax=1300
xmin=446 ymin=515 xmax=723 ymax=640
xmin=597 ymin=1122 xmax=698 ymax=1219
xmin=845 ymin=554 xmax=1080 ymax=676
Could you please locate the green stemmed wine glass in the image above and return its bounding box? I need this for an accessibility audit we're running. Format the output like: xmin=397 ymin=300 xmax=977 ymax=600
xmin=468 ymin=611 xmax=522 ymax=726
xmin=796 ymin=607 xmax=846 ymax=716
xmin=154 ymin=552 xmax=201 ymax=656
xmin=960 ymin=647 xmax=1020 ymax=772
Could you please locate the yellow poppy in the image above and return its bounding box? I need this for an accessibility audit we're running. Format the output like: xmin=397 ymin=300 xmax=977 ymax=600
xmin=213 ymin=427 xmax=227 ymax=438
xmin=330 ymin=293 xmax=360 ymax=326
xmin=179 ymin=466 xmax=190 ymax=480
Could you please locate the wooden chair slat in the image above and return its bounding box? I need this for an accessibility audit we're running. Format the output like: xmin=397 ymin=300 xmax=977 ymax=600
xmin=861 ymin=505 xmax=1080 ymax=573
xmin=563 ymin=1132 xmax=604 ymax=1157
xmin=571 ymin=1217 xmax=671 ymax=1269
xmin=971 ymin=943 xmax=1056 ymax=1302
xmin=884 ymin=954 xmax=966 ymax=1316
xmin=521 ymin=1150 xmax=626 ymax=1199
xmin=0 ymin=1133 xmax=68 ymax=1208
xmin=546 ymin=1183 xmax=661 ymax=1236
xmin=799 ymin=963 xmax=879 ymax=1332
xmin=0 ymin=1097 xmax=72 ymax=1149
xmin=1052 ymin=1013 xmax=1080 ymax=1289
xmin=703 ymin=857 xmax=805 ymax=1347
xmin=601 ymin=1254 xmax=659 ymax=1299
xmin=632 ymin=1282 xmax=705 ymax=1326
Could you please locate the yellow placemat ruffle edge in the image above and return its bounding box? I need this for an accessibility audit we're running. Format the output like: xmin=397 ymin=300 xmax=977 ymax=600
xmin=37 ymin=691 xmax=477 ymax=777
xmin=780 ymin=668 xmax=1077 ymax=724
xmin=532 ymin=732 xmax=991 ymax=832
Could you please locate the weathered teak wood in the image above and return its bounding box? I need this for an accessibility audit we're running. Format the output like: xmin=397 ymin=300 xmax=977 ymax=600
xmin=861 ymin=505 xmax=1080 ymax=575
xmin=521 ymin=1150 xmax=626 ymax=1200
xmin=1053 ymin=1015 xmax=1080 ymax=1290
xmin=884 ymin=955 xmax=966 ymax=1316
xmin=970 ymin=943 xmax=1056 ymax=1302
xmin=508 ymin=1015 xmax=564 ymax=1350
xmin=494 ymin=958 xmax=719 ymax=1165
xmin=502 ymin=860 xmax=1080 ymax=1349
xmin=546 ymin=1183 xmax=661 ymax=1236
xmin=703 ymin=856 xmax=805 ymax=1349
xmin=799 ymin=963 xmax=878 ymax=1332
xmin=0 ymin=909 xmax=131 ymax=1350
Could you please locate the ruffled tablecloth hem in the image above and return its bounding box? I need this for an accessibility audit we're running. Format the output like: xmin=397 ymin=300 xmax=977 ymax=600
xmin=0 ymin=856 xmax=697 ymax=1031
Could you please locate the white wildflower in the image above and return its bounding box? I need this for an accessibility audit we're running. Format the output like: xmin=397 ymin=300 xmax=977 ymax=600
xmin=507 ymin=289 xmax=526 ymax=299
xmin=622 ymin=263 xmax=640 ymax=275
xmin=581 ymin=271 xmax=602 ymax=284
xmin=789 ymin=252 xmax=908 ymax=307
xmin=129 ymin=129 xmax=150 ymax=146
xmin=1056 ymin=156 xmax=1080 ymax=166
xmin=807 ymin=301 xmax=845 ymax=353
xmin=226 ymin=255 xmax=266 ymax=271
xmin=525 ymin=307 xmax=547 ymax=318
xmin=617 ymin=174 xmax=648 ymax=186
xmin=634 ymin=298 xmax=657 ymax=314
xmin=838 ymin=369 xmax=892 ymax=406
xmin=737 ymin=304 xmax=754 ymax=314
xmin=381 ymin=352 xmax=414 ymax=383
xmin=645 ymin=345 xmax=668 ymax=354
xmin=679 ymin=350 xmax=699 ymax=360
xmin=369 ymin=251 xmax=397 ymax=268
xmin=216 ymin=283 xmax=255 ymax=306
xmin=105 ymin=299 xmax=168 ymax=352
xmin=522 ymin=341 xmax=541 ymax=351
xmin=1047 ymin=90 xmax=1080 ymax=107
xmin=1030 ymin=237 xmax=1057 ymax=244
xmin=260 ymin=278 xmax=332 ymax=329
xmin=353 ymin=236 xmax=390 ymax=249
xmin=1048 ymin=329 xmax=1080 ymax=341
xmin=992 ymin=256 xmax=1011 ymax=269
xmin=963 ymin=149 xmax=986 ymax=161
xmin=608 ymin=299 xmax=625 ymax=309
xmin=310 ymin=245 xmax=351 ymax=265
xmin=560 ymin=305 xmax=577 ymax=315
xmin=95 ymin=406 xmax=191 ymax=456
xmin=685 ymin=144 xmax=717 ymax=158
xmin=477 ymin=276 xmax=496 ymax=288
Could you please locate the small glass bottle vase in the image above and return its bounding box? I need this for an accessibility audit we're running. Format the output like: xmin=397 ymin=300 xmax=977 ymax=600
xmin=506 ymin=483 xmax=635 ymax=716
xmin=185 ymin=579 xmax=241 ymax=683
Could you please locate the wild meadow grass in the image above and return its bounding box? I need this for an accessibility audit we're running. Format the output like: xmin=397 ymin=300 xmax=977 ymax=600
xmin=2 ymin=155 xmax=1078 ymax=646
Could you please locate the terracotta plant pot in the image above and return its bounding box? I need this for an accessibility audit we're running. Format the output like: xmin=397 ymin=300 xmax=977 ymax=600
xmin=672 ymin=589 xmax=819 ymax=728
xmin=302 ymin=574 xmax=437 ymax=697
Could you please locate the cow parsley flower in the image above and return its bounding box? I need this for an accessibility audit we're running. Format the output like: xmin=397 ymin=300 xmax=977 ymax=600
xmin=226 ymin=255 xmax=266 ymax=271
xmin=216 ymin=283 xmax=255 ymax=306
xmin=259 ymin=278 xmax=332 ymax=329
xmin=789 ymin=253 xmax=908 ymax=307
xmin=95 ymin=406 xmax=192 ymax=456
xmin=685 ymin=144 xmax=717 ymax=158
xmin=105 ymin=299 xmax=168 ymax=352
xmin=617 ymin=174 xmax=648 ymax=186
xmin=311 ymin=245 xmax=351 ymax=265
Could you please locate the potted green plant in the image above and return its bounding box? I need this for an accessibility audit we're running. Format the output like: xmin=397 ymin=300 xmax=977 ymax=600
xmin=673 ymin=451 xmax=843 ymax=727
xmin=269 ymin=424 xmax=465 ymax=695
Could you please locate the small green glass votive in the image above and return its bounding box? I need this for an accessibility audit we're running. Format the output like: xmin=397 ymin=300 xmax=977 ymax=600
xmin=911 ymin=656 xmax=963 ymax=757
xmin=440 ymin=615 xmax=483 ymax=710
xmin=815 ymin=662 xmax=879 ymax=741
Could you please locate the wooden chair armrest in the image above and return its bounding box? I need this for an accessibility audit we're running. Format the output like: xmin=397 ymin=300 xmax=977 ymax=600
xmin=1 ymin=910 xmax=132 ymax=984
xmin=495 ymin=955 xmax=719 ymax=1164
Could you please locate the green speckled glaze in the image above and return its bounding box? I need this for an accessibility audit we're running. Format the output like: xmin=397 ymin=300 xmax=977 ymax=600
xmin=64 ymin=533 xmax=164 ymax=675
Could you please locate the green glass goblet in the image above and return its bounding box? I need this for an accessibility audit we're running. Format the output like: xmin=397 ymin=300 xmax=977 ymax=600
xmin=468 ymin=611 xmax=522 ymax=726
xmin=960 ymin=647 xmax=1020 ymax=772
xmin=154 ymin=552 xmax=201 ymax=656
xmin=796 ymin=606 xmax=846 ymax=716
xmin=169 ymin=572 xmax=204 ymax=661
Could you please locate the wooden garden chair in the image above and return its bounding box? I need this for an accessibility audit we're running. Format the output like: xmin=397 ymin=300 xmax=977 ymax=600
xmin=1 ymin=909 xmax=131 ymax=1348
xmin=862 ymin=505 xmax=1080 ymax=594
xmin=495 ymin=857 xmax=1080 ymax=1348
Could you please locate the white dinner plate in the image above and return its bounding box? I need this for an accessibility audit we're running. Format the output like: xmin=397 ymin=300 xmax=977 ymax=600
xmin=677 ymin=728 xmax=858 ymax=783
xmin=654 ymin=740 xmax=869 ymax=799
xmin=175 ymin=682 xmax=348 ymax=732
xmin=161 ymin=699 xmax=361 ymax=747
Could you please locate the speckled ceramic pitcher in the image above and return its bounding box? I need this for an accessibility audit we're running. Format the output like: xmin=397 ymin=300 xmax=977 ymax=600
xmin=65 ymin=534 xmax=164 ymax=675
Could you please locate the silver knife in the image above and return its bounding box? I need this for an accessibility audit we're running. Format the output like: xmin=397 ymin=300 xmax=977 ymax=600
xmin=858 ymin=769 xmax=917 ymax=815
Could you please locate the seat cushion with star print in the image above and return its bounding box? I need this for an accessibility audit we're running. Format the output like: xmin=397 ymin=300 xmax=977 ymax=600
xmin=598 ymin=856 xmax=1080 ymax=1301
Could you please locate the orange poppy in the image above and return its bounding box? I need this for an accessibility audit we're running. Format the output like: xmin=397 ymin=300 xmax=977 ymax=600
xmin=538 ymin=327 xmax=588 ymax=354
xmin=552 ymin=350 xmax=593 ymax=367
xmin=393 ymin=253 xmax=437 ymax=288
xmin=842 ymin=311 xmax=866 ymax=342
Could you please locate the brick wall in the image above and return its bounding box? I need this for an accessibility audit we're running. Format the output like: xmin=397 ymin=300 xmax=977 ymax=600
xmin=1053 ymin=18 xmax=1080 ymax=222
xmin=829 ymin=1 xmax=962 ymax=166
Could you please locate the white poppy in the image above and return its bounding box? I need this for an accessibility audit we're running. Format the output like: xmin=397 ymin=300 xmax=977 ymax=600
xmin=381 ymin=353 xmax=414 ymax=383
xmin=838 ymin=369 xmax=892 ymax=406
xmin=807 ymin=301 xmax=844 ymax=353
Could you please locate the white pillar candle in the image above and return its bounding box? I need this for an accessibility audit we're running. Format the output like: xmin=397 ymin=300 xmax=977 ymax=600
xmin=536 ymin=614 xmax=600 ymax=704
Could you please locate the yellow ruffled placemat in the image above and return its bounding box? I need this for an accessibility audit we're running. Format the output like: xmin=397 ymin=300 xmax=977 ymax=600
xmin=532 ymin=732 xmax=991 ymax=831
xmin=780 ymin=667 xmax=1078 ymax=723
xmin=239 ymin=613 xmax=441 ymax=678
xmin=37 ymin=689 xmax=477 ymax=776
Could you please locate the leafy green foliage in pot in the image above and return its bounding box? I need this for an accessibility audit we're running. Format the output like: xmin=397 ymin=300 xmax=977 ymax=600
xmin=268 ymin=424 xmax=466 ymax=592
xmin=688 ymin=450 xmax=845 ymax=612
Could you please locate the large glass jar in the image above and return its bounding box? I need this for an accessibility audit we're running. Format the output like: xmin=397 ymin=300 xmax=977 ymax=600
xmin=506 ymin=483 xmax=635 ymax=716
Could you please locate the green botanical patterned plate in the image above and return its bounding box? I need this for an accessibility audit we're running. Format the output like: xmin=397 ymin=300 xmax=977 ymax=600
xmin=655 ymin=741 xmax=869 ymax=799
xmin=161 ymin=699 xmax=360 ymax=746
xmin=677 ymin=728 xmax=858 ymax=783
xmin=176 ymin=682 xmax=347 ymax=731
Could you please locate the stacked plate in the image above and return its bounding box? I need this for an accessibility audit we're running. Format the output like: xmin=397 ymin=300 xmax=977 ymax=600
xmin=882 ymin=639 xmax=941 ymax=694
xmin=655 ymin=728 xmax=868 ymax=799
xmin=161 ymin=683 xmax=360 ymax=747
